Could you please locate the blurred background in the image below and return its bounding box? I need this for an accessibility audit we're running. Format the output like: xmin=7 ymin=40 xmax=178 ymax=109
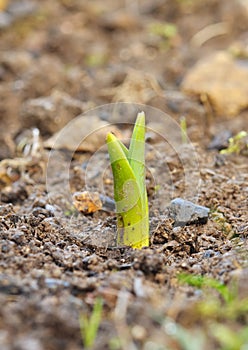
xmin=0 ymin=0 xmax=248 ymax=160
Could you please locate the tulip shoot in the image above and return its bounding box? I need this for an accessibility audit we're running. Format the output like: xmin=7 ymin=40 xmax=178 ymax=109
xmin=106 ymin=112 xmax=149 ymax=249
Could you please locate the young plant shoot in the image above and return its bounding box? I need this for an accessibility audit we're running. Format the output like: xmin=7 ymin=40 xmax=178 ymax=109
xmin=106 ymin=112 xmax=149 ymax=249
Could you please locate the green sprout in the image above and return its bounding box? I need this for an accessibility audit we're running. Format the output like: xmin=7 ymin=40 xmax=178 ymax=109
xmin=220 ymin=131 xmax=247 ymax=155
xmin=148 ymin=22 xmax=178 ymax=50
xmin=85 ymin=53 xmax=107 ymax=67
xmin=79 ymin=298 xmax=103 ymax=349
xmin=178 ymin=273 xmax=234 ymax=303
xmin=106 ymin=112 xmax=149 ymax=249
xmin=149 ymin=22 xmax=177 ymax=40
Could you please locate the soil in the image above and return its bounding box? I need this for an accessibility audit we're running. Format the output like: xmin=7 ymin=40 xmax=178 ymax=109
xmin=0 ymin=1 xmax=248 ymax=350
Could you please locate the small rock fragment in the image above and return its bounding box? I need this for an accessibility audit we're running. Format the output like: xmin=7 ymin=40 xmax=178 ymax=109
xmin=73 ymin=191 xmax=103 ymax=214
xmin=207 ymin=130 xmax=232 ymax=151
xmin=10 ymin=230 xmax=26 ymax=245
xmin=169 ymin=198 xmax=210 ymax=226
xmin=0 ymin=203 xmax=14 ymax=216
xmin=73 ymin=191 xmax=115 ymax=214
xmin=44 ymin=278 xmax=70 ymax=289
xmin=99 ymin=194 xmax=116 ymax=212
xmin=0 ymin=12 xmax=11 ymax=28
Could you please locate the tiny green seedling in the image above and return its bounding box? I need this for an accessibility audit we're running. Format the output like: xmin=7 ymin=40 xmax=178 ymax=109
xmin=149 ymin=22 xmax=178 ymax=41
xmin=178 ymin=273 xmax=234 ymax=303
xmin=148 ymin=22 xmax=178 ymax=50
xmin=106 ymin=112 xmax=149 ymax=249
xmin=220 ymin=130 xmax=247 ymax=155
xmin=79 ymin=298 xmax=103 ymax=349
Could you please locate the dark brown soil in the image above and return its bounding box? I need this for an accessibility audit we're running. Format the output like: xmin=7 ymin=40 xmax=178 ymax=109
xmin=0 ymin=1 xmax=248 ymax=349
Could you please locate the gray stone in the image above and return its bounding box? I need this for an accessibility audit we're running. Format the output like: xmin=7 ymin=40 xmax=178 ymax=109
xmin=0 ymin=12 xmax=12 ymax=28
xmin=169 ymin=198 xmax=210 ymax=227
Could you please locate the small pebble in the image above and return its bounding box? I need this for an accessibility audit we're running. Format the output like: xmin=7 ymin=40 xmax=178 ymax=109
xmin=168 ymin=198 xmax=210 ymax=227
xmin=203 ymin=249 xmax=215 ymax=258
xmin=131 ymin=325 xmax=147 ymax=341
xmin=44 ymin=278 xmax=70 ymax=289
xmin=207 ymin=130 xmax=232 ymax=150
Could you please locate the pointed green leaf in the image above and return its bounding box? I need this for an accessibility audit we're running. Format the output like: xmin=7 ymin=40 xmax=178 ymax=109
xmin=106 ymin=132 xmax=149 ymax=248
xmin=128 ymin=111 xmax=146 ymax=191
xmin=106 ymin=132 xmax=138 ymax=211
xmin=128 ymin=112 xmax=149 ymax=239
